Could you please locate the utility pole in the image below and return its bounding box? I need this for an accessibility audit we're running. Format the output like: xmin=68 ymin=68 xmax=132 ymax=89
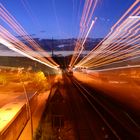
xmin=18 ymin=69 xmax=33 ymax=140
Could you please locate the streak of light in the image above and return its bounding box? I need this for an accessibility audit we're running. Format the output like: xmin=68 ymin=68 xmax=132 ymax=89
xmin=86 ymin=65 xmax=140 ymax=72
xmin=82 ymin=43 xmax=140 ymax=69
xmin=70 ymin=0 xmax=98 ymax=67
xmin=83 ymin=49 xmax=140 ymax=70
xmin=82 ymin=0 xmax=93 ymax=27
xmin=82 ymin=20 xmax=139 ymax=67
xmin=129 ymin=16 xmax=140 ymax=19
xmin=75 ymin=0 xmax=139 ymax=70
xmin=111 ymin=0 xmax=140 ymax=30
xmin=77 ymin=1 xmax=139 ymax=67
xmin=0 ymin=4 xmax=58 ymax=67
xmin=0 ymin=25 xmax=56 ymax=67
xmin=84 ymin=55 xmax=140 ymax=71
xmin=0 ymin=37 xmax=58 ymax=70
xmin=71 ymin=18 xmax=97 ymax=67
xmin=70 ymin=18 xmax=97 ymax=67
xmin=86 ymin=0 xmax=98 ymax=28
xmin=80 ymin=0 xmax=89 ymax=28
xmin=0 ymin=26 xmax=57 ymax=68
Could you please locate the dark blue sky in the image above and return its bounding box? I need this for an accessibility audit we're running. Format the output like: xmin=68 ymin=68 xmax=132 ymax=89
xmin=0 ymin=0 xmax=135 ymax=39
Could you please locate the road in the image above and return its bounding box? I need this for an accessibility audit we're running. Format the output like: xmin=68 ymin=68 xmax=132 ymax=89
xmin=35 ymin=72 xmax=140 ymax=140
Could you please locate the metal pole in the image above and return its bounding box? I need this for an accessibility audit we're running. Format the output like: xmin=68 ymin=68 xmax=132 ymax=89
xmin=19 ymin=71 xmax=33 ymax=140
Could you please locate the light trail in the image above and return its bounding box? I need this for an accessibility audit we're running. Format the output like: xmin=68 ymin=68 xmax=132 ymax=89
xmin=70 ymin=0 xmax=98 ymax=67
xmin=0 ymin=37 xmax=58 ymax=70
xmin=111 ymin=0 xmax=140 ymax=31
xmin=78 ymin=17 xmax=139 ymax=66
xmin=0 ymin=27 xmax=57 ymax=68
xmin=129 ymin=16 xmax=140 ymax=19
xmin=80 ymin=0 xmax=89 ymax=29
xmin=82 ymin=0 xmax=93 ymax=27
xmin=80 ymin=40 xmax=140 ymax=69
xmin=87 ymin=64 xmax=140 ymax=73
xmin=86 ymin=0 xmax=98 ymax=28
xmin=0 ymin=4 xmax=59 ymax=69
xmin=70 ymin=17 xmax=97 ymax=67
xmin=0 ymin=26 xmax=58 ymax=69
xmin=74 ymin=55 xmax=140 ymax=70
xmin=84 ymin=49 xmax=140 ymax=69
xmin=0 ymin=4 xmax=58 ymax=67
xmin=88 ymin=55 xmax=140 ymax=71
xmin=71 ymin=18 xmax=97 ymax=67
xmin=75 ymin=0 xmax=91 ymax=56
xmin=75 ymin=0 xmax=139 ymax=70
xmin=82 ymin=20 xmax=139 ymax=67
xmin=83 ymin=48 xmax=140 ymax=69
xmin=79 ymin=0 xmax=98 ymax=43
xmin=77 ymin=1 xmax=139 ymax=67
xmin=80 ymin=22 xmax=139 ymax=68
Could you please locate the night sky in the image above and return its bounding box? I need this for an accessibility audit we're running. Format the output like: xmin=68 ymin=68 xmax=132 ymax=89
xmin=0 ymin=0 xmax=135 ymax=39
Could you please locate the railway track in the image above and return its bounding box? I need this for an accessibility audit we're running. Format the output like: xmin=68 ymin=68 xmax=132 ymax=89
xmin=71 ymin=76 xmax=140 ymax=140
xmin=35 ymin=74 xmax=140 ymax=140
xmin=64 ymin=74 xmax=119 ymax=140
